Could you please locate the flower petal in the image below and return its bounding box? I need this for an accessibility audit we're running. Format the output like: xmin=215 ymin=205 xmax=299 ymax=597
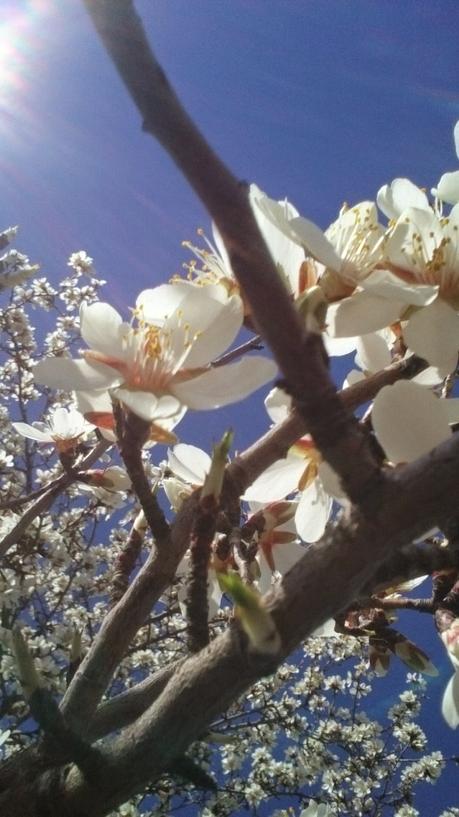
xmin=327 ymin=292 xmax=403 ymax=337
xmin=355 ymin=331 xmax=391 ymax=374
xmin=372 ymin=380 xmax=451 ymax=463
xmin=168 ymin=443 xmax=211 ymax=484
xmin=264 ymin=387 xmax=292 ymax=425
xmin=34 ymin=357 xmax=119 ymax=390
xmin=361 ymin=268 xmax=438 ymax=306
xmin=136 ymin=283 xmax=195 ymax=324
xmin=289 ymin=215 xmax=342 ymax=271
xmin=172 ymin=356 xmax=277 ymax=410
xmin=183 ymin=294 xmax=243 ymax=368
xmin=434 ymin=170 xmax=459 ymax=205
xmin=404 ymin=298 xmax=459 ymax=372
xmin=295 ymin=479 xmax=332 ymax=542
xmin=12 ymin=422 xmax=52 ymax=443
xmin=244 ymin=457 xmax=307 ymax=503
xmin=270 ymin=540 xmax=306 ymax=575
xmin=377 ymin=179 xmax=429 ymax=220
xmin=80 ymin=302 xmax=128 ymax=358
xmin=249 ymin=184 xmax=304 ymax=293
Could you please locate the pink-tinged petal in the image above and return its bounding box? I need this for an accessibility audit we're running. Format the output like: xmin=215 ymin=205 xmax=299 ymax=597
xmin=377 ymin=179 xmax=429 ymax=220
xmin=34 ymin=357 xmax=119 ymax=390
xmin=264 ymin=387 xmax=291 ymax=425
xmin=289 ymin=215 xmax=342 ymax=271
xmin=355 ymin=332 xmax=391 ymax=374
xmin=327 ymin=293 xmax=403 ymax=338
xmin=372 ymin=380 xmax=451 ymax=464
xmin=295 ymin=480 xmax=332 ymax=542
xmin=271 ymin=540 xmax=306 ymax=576
xmin=361 ymin=268 xmax=438 ymax=306
xmin=434 ymin=171 xmax=459 ymax=205
xmin=136 ymin=283 xmax=195 ymax=324
xmin=323 ymin=334 xmax=358 ymax=357
xmin=404 ymin=298 xmax=459 ymax=372
xmin=172 ymin=356 xmax=277 ymax=410
xmin=244 ymin=458 xmax=307 ymax=503
xmin=183 ymin=294 xmax=243 ymax=368
xmin=168 ymin=443 xmax=211 ymax=484
xmin=80 ymin=302 xmax=128 ymax=358
xmin=12 ymin=422 xmax=53 ymax=443
xmin=442 ymin=672 xmax=459 ymax=729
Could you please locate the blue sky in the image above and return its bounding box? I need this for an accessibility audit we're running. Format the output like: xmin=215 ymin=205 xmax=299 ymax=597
xmin=1 ymin=1 xmax=459 ymax=812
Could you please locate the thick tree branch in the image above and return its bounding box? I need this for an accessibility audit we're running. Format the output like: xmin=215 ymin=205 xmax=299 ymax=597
xmin=82 ymin=0 xmax=381 ymax=507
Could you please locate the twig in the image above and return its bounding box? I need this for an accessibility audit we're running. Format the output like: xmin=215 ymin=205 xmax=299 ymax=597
xmin=0 ymin=438 xmax=110 ymax=561
xmin=82 ymin=0 xmax=381 ymax=508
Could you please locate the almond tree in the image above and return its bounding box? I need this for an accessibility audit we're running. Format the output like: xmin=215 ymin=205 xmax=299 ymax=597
xmin=0 ymin=3 xmax=459 ymax=816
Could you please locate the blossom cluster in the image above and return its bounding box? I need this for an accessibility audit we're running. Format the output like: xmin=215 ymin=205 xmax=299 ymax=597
xmin=1 ymin=120 xmax=459 ymax=817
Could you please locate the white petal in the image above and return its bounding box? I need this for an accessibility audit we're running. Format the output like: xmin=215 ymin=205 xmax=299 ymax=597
xmin=74 ymin=389 xmax=112 ymax=414
xmin=264 ymin=387 xmax=292 ymax=425
xmin=327 ymin=293 xmax=403 ymax=337
xmin=271 ymin=540 xmax=306 ymax=575
xmin=318 ymin=461 xmax=348 ymax=502
xmin=114 ymin=389 xmax=159 ymax=422
xmin=136 ymin=283 xmax=193 ymax=324
xmin=377 ymin=179 xmax=429 ymax=221
xmin=168 ymin=443 xmax=211 ymax=484
xmin=249 ymin=184 xmax=304 ymax=294
xmin=442 ymin=672 xmax=459 ymax=729
xmin=244 ymin=457 xmax=307 ymax=503
xmin=172 ymin=356 xmax=277 ymax=410
xmin=12 ymin=422 xmax=53 ymax=443
xmin=434 ymin=171 xmax=459 ymax=205
xmin=323 ymin=334 xmax=358 ymax=357
xmin=454 ymin=121 xmax=459 ymax=159
xmin=355 ymin=331 xmax=391 ymax=374
xmin=404 ymin=298 xmax=459 ymax=372
xmin=80 ymin=302 xmax=127 ymax=357
xmin=34 ymin=357 xmax=118 ymax=390
xmin=372 ymin=380 xmax=451 ymax=463
xmin=443 ymin=398 xmax=459 ymax=425
xmin=361 ymin=268 xmax=438 ymax=306
xmin=295 ymin=479 xmax=332 ymax=542
xmin=385 ymin=207 xmax=442 ymax=273
xmin=289 ymin=215 xmax=342 ymax=271
xmin=183 ymin=294 xmax=243 ymax=368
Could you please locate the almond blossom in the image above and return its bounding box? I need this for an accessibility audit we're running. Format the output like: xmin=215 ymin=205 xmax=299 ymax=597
xmin=181 ymin=183 xmax=304 ymax=306
xmin=12 ymin=406 xmax=95 ymax=453
xmin=33 ymin=284 xmax=276 ymax=423
xmin=244 ymin=387 xmax=341 ymax=542
xmin=431 ymin=120 xmax=459 ymax=205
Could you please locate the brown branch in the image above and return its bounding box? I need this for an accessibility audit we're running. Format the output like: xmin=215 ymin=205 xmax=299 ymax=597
xmin=82 ymin=0 xmax=381 ymax=507
xmin=8 ymin=432 xmax=458 ymax=817
xmin=0 ymin=438 xmax=110 ymax=561
xmin=110 ymin=510 xmax=147 ymax=607
xmin=113 ymin=404 xmax=171 ymax=550
xmin=185 ymin=494 xmax=217 ymax=653
xmin=226 ymin=353 xmax=428 ymax=496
